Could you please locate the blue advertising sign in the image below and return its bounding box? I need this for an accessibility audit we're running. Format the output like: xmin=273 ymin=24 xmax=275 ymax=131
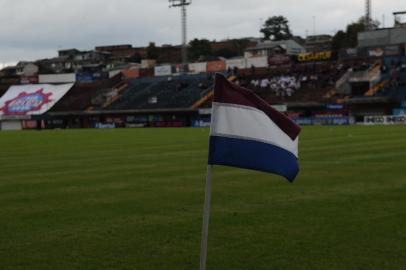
xmin=293 ymin=118 xmax=314 ymax=125
xmin=326 ymin=104 xmax=344 ymax=110
xmin=294 ymin=117 xmax=351 ymax=126
xmin=393 ymin=108 xmax=406 ymax=116
xmin=192 ymin=119 xmax=211 ymax=128
xmin=76 ymin=73 xmax=94 ymax=83
xmin=93 ymin=122 xmax=116 ymax=129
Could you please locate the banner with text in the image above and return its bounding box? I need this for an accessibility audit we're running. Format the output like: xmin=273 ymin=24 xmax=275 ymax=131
xmin=297 ymin=51 xmax=333 ymax=62
xmin=0 ymin=83 xmax=73 ymax=116
xmin=364 ymin=115 xmax=406 ymax=125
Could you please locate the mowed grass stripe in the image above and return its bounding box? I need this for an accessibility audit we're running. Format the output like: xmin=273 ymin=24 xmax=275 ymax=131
xmin=1 ymin=126 xmax=406 ymax=270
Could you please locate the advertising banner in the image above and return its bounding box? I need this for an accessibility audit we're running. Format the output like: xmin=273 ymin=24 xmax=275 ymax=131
xmin=268 ymin=54 xmax=291 ymax=67
xmin=189 ymin=62 xmax=207 ymax=73
xmin=226 ymin=58 xmax=246 ymax=70
xmin=326 ymin=104 xmax=344 ymax=110
xmin=364 ymin=115 xmax=406 ymax=125
xmin=0 ymin=83 xmax=73 ymax=116
xmin=94 ymin=122 xmax=116 ymax=129
xmin=207 ymin=60 xmax=226 ymax=72
xmin=294 ymin=117 xmax=352 ymax=125
xmin=298 ymin=51 xmax=332 ymax=62
xmin=154 ymin=65 xmax=172 ymax=76
xmin=39 ymin=73 xmax=76 ymax=83
xmin=150 ymin=121 xmax=185 ymax=127
xmin=293 ymin=118 xmax=314 ymax=125
xmin=20 ymin=76 xmax=39 ymax=85
xmin=384 ymin=45 xmax=401 ymax=56
xmin=121 ymin=68 xmax=140 ymax=79
xmin=198 ymin=108 xmax=212 ymax=115
xmin=246 ymin=56 xmax=268 ymax=68
xmin=393 ymin=108 xmax=406 ymax=116
xmin=192 ymin=119 xmax=211 ymax=128
xmin=367 ymin=47 xmax=384 ymax=58
xmin=338 ymin=48 xmax=358 ymax=60
xmin=76 ymin=73 xmax=94 ymax=83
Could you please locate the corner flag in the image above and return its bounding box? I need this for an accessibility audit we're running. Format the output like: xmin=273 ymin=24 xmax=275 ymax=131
xmin=200 ymin=74 xmax=301 ymax=270
xmin=208 ymin=74 xmax=301 ymax=182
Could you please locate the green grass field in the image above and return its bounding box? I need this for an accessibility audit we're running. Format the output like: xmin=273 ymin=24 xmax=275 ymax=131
xmin=1 ymin=126 xmax=406 ymax=270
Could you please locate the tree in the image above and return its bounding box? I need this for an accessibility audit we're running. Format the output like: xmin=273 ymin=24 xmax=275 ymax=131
xmin=331 ymin=16 xmax=380 ymax=50
xmin=331 ymin=30 xmax=347 ymax=51
xmin=188 ymin=39 xmax=212 ymax=61
xmin=358 ymin=16 xmax=380 ymax=30
xmin=260 ymin=16 xmax=293 ymax=41
xmin=214 ymin=48 xmax=237 ymax=58
xmin=230 ymin=38 xmax=251 ymax=56
xmin=146 ymin=42 xmax=159 ymax=59
xmin=129 ymin=52 xmax=142 ymax=63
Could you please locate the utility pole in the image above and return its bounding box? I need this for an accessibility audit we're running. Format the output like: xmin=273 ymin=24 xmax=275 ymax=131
xmin=169 ymin=0 xmax=191 ymax=74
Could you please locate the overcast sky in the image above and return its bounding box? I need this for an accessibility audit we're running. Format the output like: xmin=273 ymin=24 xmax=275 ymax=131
xmin=0 ymin=0 xmax=405 ymax=67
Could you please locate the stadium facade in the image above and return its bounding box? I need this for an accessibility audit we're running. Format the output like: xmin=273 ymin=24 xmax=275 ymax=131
xmin=1 ymin=22 xmax=406 ymax=130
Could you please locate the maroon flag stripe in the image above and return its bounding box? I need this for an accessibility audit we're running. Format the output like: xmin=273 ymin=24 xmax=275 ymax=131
xmin=213 ymin=74 xmax=301 ymax=140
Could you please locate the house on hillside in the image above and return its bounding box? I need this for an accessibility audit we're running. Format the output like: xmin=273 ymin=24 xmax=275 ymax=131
xmin=244 ymin=39 xmax=306 ymax=58
xmin=305 ymin=35 xmax=333 ymax=52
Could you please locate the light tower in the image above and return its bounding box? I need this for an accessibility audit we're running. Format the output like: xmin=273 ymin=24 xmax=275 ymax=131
xmin=365 ymin=0 xmax=372 ymax=30
xmin=169 ymin=0 xmax=191 ymax=73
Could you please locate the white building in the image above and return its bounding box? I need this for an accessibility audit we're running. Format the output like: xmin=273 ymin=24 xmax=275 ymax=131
xmin=244 ymin=39 xmax=306 ymax=58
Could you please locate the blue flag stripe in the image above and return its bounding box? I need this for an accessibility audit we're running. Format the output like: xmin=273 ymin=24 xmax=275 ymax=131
xmin=208 ymin=136 xmax=299 ymax=182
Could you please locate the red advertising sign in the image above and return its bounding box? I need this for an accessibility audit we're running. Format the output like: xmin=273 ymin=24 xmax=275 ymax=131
xmin=20 ymin=76 xmax=39 ymax=85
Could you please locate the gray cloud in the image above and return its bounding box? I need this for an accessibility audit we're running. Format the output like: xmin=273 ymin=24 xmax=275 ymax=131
xmin=0 ymin=0 xmax=405 ymax=65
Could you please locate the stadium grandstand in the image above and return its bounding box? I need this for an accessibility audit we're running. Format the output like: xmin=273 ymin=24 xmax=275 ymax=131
xmin=1 ymin=12 xmax=406 ymax=130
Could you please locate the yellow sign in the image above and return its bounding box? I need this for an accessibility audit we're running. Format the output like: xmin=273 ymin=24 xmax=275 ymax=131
xmin=298 ymin=51 xmax=332 ymax=62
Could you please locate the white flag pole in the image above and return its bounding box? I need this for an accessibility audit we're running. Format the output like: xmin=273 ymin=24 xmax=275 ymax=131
xmin=199 ymin=164 xmax=214 ymax=270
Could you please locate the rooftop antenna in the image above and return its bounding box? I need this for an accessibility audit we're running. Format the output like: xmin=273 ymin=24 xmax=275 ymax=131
xmin=169 ymin=0 xmax=191 ymax=74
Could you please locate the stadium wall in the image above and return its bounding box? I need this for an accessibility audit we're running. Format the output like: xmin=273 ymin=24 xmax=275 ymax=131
xmin=226 ymin=58 xmax=247 ymax=69
xmin=246 ymin=56 xmax=269 ymax=68
xmin=154 ymin=65 xmax=172 ymax=76
xmin=39 ymin=73 xmax=76 ymax=84
xmin=0 ymin=120 xmax=22 ymax=130
xmin=358 ymin=28 xmax=406 ymax=47
xmin=188 ymin=62 xmax=207 ymax=73
xmin=207 ymin=61 xmax=226 ymax=73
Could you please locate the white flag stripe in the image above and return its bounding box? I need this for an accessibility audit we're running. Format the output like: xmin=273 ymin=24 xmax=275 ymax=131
xmin=210 ymin=103 xmax=298 ymax=157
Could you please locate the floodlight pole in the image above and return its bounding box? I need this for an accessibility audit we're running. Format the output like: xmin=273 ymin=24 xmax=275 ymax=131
xmin=169 ymin=0 xmax=191 ymax=74
xmin=365 ymin=0 xmax=372 ymax=30
xmin=181 ymin=4 xmax=188 ymax=73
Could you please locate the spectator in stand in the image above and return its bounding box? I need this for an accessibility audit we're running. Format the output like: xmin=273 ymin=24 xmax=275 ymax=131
xmin=227 ymin=67 xmax=232 ymax=76
xmin=250 ymin=79 xmax=259 ymax=89
xmin=250 ymin=65 xmax=256 ymax=75
xmin=233 ymin=67 xmax=239 ymax=77
xmin=260 ymin=78 xmax=270 ymax=89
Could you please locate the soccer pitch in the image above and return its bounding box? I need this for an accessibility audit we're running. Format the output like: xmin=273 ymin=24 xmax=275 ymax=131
xmin=1 ymin=126 xmax=406 ymax=270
